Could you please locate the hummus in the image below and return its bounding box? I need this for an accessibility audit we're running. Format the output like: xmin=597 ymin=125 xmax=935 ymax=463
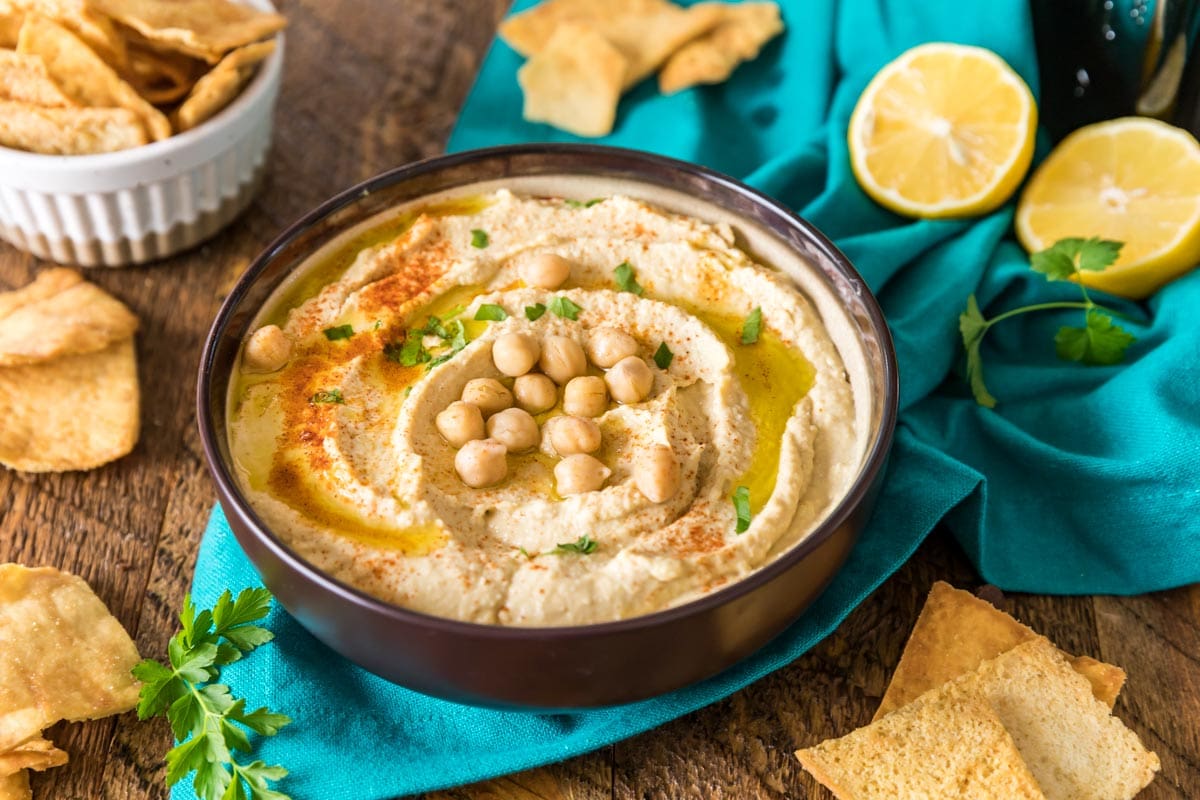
xmin=228 ymin=190 xmax=864 ymax=626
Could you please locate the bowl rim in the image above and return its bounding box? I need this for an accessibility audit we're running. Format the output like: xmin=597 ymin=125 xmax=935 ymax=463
xmin=0 ymin=11 xmax=283 ymax=175
xmin=198 ymin=143 xmax=899 ymax=642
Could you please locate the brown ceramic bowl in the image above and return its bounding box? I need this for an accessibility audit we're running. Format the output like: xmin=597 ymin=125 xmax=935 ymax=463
xmin=197 ymin=144 xmax=898 ymax=709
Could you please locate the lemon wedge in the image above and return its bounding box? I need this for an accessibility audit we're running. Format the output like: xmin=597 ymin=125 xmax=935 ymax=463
xmin=848 ymin=42 xmax=1037 ymax=218
xmin=1016 ymin=117 xmax=1200 ymax=299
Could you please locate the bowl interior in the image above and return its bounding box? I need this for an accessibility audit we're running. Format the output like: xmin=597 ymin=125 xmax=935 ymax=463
xmin=200 ymin=145 xmax=897 ymax=636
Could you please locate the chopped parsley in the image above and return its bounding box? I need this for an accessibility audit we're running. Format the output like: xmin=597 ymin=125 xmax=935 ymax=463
xmin=613 ymin=261 xmax=644 ymax=296
xmin=322 ymin=324 xmax=354 ymax=341
xmin=732 ymin=486 xmax=751 ymax=533
xmin=653 ymin=341 xmax=674 ymax=370
xmin=384 ymin=314 xmax=468 ymax=370
xmin=549 ymin=295 xmax=583 ymax=320
xmin=525 ymin=303 xmax=547 ymax=321
xmin=740 ymin=307 xmax=763 ymax=345
xmin=309 ymin=389 xmax=344 ymax=405
xmin=474 ymin=303 xmax=508 ymax=322
xmin=552 ymin=535 xmax=598 ymax=555
xmin=470 ymin=229 xmax=489 ymax=248
xmin=564 ymin=198 xmax=603 ymax=209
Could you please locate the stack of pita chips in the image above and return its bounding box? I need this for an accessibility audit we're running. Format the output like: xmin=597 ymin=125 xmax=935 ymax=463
xmin=796 ymin=582 xmax=1160 ymax=799
xmin=0 ymin=0 xmax=284 ymax=154
xmin=500 ymin=0 xmax=784 ymax=137
xmin=0 ymin=565 xmax=143 ymax=799
xmin=0 ymin=269 xmax=140 ymax=472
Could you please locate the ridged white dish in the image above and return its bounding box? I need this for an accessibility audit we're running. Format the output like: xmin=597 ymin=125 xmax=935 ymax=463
xmin=0 ymin=15 xmax=282 ymax=267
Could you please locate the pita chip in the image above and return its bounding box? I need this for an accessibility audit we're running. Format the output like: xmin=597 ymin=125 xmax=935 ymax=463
xmin=517 ymin=22 xmax=626 ymax=137
xmin=659 ymin=1 xmax=783 ymax=94
xmin=174 ymin=39 xmax=274 ymax=132
xmin=87 ymin=0 xmax=285 ymax=63
xmin=17 ymin=14 xmax=170 ymax=140
xmin=0 ymin=4 xmax=21 ymax=48
xmin=121 ymin=40 xmax=204 ymax=105
xmin=874 ymin=581 xmax=1126 ymax=719
xmin=0 ymin=272 xmax=138 ymax=365
xmin=0 ymin=49 xmax=74 ymax=105
xmin=0 ymin=565 xmax=141 ymax=753
xmin=0 ymin=98 xmax=145 ymax=153
xmin=0 ymin=737 xmax=67 ymax=776
xmin=0 ymin=771 xmax=29 ymax=800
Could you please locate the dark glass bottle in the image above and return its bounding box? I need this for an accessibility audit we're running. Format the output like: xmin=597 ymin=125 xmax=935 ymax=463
xmin=1031 ymin=0 xmax=1200 ymax=140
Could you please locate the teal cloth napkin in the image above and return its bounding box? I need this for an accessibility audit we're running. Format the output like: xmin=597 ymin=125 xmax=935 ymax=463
xmin=180 ymin=0 xmax=1200 ymax=797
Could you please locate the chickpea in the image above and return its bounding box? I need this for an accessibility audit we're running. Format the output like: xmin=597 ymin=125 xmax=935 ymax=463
xmin=586 ymin=327 xmax=638 ymax=368
xmin=486 ymin=408 xmax=540 ymax=452
xmin=547 ymin=415 xmax=602 ymax=455
xmin=435 ymin=401 xmax=485 ymax=448
xmin=539 ymin=335 xmax=588 ymax=385
xmin=521 ymin=252 xmax=573 ymax=289
xmin=461 ymin=378 xmax=513 ymax=417
xmin=554 ymin=454 xmax=611 ymax=496
xmin=454 ymin=439 xmax=508 ymax=488
xmin=605 ymin=356 xmax=654 ymax=404
xmin=243 ymin=324 xmax=291 ymax=372
xmin=492 ymin=333 xmax=540 ymax=377
xmin=563 ymin=376 xmax=608 ymax=417
xmin=513 ymin=373 xmax=558 ymax=414
xmin=634 ymin=444 xmax=681 ymax=503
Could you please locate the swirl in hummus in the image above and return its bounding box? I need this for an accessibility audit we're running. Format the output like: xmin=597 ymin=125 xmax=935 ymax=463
xmin=228 ymin=190 xmax=864 ymax=626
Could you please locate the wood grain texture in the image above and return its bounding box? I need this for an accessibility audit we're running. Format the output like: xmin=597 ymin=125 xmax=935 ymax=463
xmin=0 ymin=2 xmax=1196 ymax=799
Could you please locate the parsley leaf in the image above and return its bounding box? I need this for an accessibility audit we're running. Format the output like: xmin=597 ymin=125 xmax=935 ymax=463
xmin=740 ymin=307 xmax=763 ymax=345
xmin=134 ymin=589 xmax=291 ymax=800
xmin=474 ymin=303 xmax=508 ymax=322
xmin=958 ymin=237 xmax=1136 ymax=406
xmin=732 ymin=486 xmax=751 ymax=533
xmin=322 ymin=324 xmax=353 ymax=341
xmin=1055 ymin=310 xmax=1136 ymax=365
xmin=308 ymin=389 xmax=344 ymax=405
xmin=525 ymin=303 xmax=547 ymax=321
xmin=613 ymin=261 xmax=644 ymax=295
xmin=552 ymin=535 xmax=598 ymax=555
xmin=653 ymin=342 xmax=674 ymax=369
xmin=427 ymin=320 xmax=467 ymax=369
xmin=549 ymin=296 xmax=583 ymax=320
xmin=470 ymin=229 xmax=489 ymax=248
xmin=564 ymin=198 xmax=603 ymax=209
xmin=386 ymin=314 xmax=470 ymax=370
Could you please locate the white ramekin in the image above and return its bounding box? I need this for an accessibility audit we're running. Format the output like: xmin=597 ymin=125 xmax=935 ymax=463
xmin=0 ymin=18 xmax=283 ymax=267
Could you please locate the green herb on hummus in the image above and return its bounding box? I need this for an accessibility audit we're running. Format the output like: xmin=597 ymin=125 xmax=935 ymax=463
xmin=470 ymin=229 xmax=489 ymax=248
xmin=549 ymin=296 xmax=583 ymax=320
xmin=960 ymin=237 xmax=1135 ymax=408
xmin=525 ymin=303 xmax=547 ymax=321
xmin=614 ymin=261 xmax=644 ymax=295
xmin=564 ymin=198 xmax=603 ymax=209
xmin=740 ymin=307 xmax=763 ymax=345
xmin=732 ymin=486 xmax=751 ymax=533
xmin=309 ymin=389 xmax=344 ymax=404
xmin=133 ymin=588 xmax=292 ymax=800
xmin=474 ymin=304 xmax=508 ymax=322
xmin=552 ymin=535 xmax=598 ymax=555
xmin=653 ymin=341 xmax=674 ymax=369
xmin=386 ymin=315 xmax=470 ymax=370
xmin=322 ymin=324 xmax=353 ymax=341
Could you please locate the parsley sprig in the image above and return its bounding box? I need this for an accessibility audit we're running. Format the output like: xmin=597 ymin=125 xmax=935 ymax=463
xmin=133 ymin=589 xmax=291 ymax=800
xmin=551 ymin=535 xmax=598 ymax=555
xmin=960 ymin=237 xmax=1136 ymax=408
xmin=385 ymin=314 xmax=468 ymax=370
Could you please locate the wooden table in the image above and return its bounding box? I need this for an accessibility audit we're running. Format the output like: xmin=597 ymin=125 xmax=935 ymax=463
xmin=2 ymin=2 xmax=1197 ymax=798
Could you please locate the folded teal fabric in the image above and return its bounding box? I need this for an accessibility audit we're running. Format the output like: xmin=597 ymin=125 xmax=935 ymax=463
xmin=179 ymin=0 xmax=1200 ymax=796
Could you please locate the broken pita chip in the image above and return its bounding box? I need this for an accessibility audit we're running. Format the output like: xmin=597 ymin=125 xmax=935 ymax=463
xmin=501 ymin=0 xmax=722 ymax=89
xmin=0 ymin=273 xmax=139 ymax=365
xmin=0 ymin=737 xmax=67 ymax=776
xmin=0 ymin=268 xmax=80 ymax=319
xmin=88 ymin=0 xmax=285 ymax=63
xmin=0 ymin=337 xmax=139 ymax=472
xmin=0 ymin=771 xmax=29 ymax=800
xmin=4 ymin=0 xmax=127 ymax=67
xmin=659 ymin=1 xmax=783 ymax=95
xmin=17 ymin=15 xmax=169 ymax=141
xmin=874 ymin=581 xmax=1126 ymax=719
xmin=175 ymin=39 xmax=274 ymax=131
xmin=518 ymin=22 xmax=626 ymax=138
xmin=0 ymin=48 xmax=74 ymax=105
xmin=0 ymin=98 xmax=146 ymax=153
xmin=797 ymin=691 xmax=1048 ymax=799
xmin=0 ymin=565 xmax=142 ymax=753
xmin=121 ymin=40 xmax=204 ymax=105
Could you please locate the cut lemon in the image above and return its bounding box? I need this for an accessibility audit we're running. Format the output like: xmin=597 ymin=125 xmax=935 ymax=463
xmin=848 ymin=42 xmax=1037 ymax=218
xmin=1016 ymin=117 xmax=1200 ymax=299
